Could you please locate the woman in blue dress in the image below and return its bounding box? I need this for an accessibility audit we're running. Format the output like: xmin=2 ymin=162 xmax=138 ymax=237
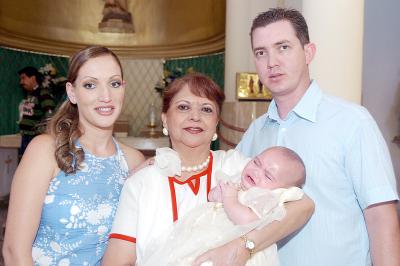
xmin=3 ymin=46 xmax=145 ymax=265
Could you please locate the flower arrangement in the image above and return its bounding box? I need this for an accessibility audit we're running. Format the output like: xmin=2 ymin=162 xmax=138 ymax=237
xmin=154 ymin=66 xmax=194 ymax=96
xmin=38 ymin=64 xmax=67 ymax=104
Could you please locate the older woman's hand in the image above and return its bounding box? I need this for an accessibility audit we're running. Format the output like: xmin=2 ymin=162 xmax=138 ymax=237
xmin=192 ymin=238 xmax=250 ymax=266
xmin=128 ymin=157 xmax=154 ymax=175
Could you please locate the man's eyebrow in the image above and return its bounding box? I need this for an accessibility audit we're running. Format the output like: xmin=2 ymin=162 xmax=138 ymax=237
xmin=275 ymin=40 xmax=291 ymax=46
xmin=252 ymin=46 xmax=266 ymax=54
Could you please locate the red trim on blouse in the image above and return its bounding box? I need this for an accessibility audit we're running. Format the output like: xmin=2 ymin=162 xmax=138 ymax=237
xmin=206 ymin=152 xmax=213 ymax=200
xmin=168 ymin=177 xmax=178 ymax=222
xmin=109 ymin=233 xmax=136 ymax=243
xmin=168 ymin=152 xmax=214 ymax=222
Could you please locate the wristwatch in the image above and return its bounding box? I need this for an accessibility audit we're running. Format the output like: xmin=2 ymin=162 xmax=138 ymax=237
xmin=240 ymin=234 xmax=255 ymax=256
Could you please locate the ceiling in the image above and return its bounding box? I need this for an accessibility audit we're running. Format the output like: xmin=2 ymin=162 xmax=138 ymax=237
xmin=0 ymin=0 xmax=226 ymax=58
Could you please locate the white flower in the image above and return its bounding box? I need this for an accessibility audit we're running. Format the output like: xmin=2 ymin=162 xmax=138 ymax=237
xmin=42 ymin=78 xmax=51 ymax=88
xmin=54 ymin=77 xmax=67 ymax=83
xmin=58 ymin=258 xmax=70 ymax=266
xmin=80 ymin=162 xmax=89 ymax=172
xmin=70 ymin=205 xmax=80 ymax=215
xmin=50 ymin=241 xmax=62 ymax=253
xmin=98 ymin=204 xmax=112 ymax=218
xmin=86 ymin=210 xmax=101 ymax=225
xmin=44 ymin=195 xmax=55 ymax=204
xmin=32 ymin=247 xmax=44 ymax=260
xmin=155 ymin=147 xmax=181 ymax=176
xmin=98 ymin=225 xmax=108 ymax=235
xmin=38 ymin=256 xmax=53 ymax=266
xmin=86 ymin=204 xmax=112 ymax=224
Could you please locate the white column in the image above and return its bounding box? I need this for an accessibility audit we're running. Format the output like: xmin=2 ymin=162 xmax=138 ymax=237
xmin=224 ymin=0 xmax=277 ymax=102
xmin=221 ymin=1 xmax=280 ymax=150
xmin=302 ymin=0 xmax=364 ymax=103
xmin=224 ymin=0 xmax=302 ymax=101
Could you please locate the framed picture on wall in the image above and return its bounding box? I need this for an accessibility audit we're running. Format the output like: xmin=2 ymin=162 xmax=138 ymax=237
xmin=236 ymin=72 xmax=272 ymax=101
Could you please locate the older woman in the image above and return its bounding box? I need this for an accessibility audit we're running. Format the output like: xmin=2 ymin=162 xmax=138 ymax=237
xmin=102 ymin=73 xmax=314 ymax=265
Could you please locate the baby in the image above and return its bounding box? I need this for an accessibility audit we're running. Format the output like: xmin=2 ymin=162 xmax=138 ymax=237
xmin=140 ymin=146 xmax=306 ymax=266
xmin=208 ymin=146 xmax=305 ymax=226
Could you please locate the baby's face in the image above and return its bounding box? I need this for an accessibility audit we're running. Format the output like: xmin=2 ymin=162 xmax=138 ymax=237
xmin=241 ymin=150 xmax=289 ymax=190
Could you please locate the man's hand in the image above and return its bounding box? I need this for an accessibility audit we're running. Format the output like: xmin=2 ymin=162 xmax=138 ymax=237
xmin=192 ymin=238 xmax=249 ymax=266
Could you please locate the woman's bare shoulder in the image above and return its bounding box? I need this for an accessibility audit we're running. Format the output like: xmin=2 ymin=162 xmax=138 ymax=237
xmin=25 ymin=133 xmax=56 ymax=155
xmin=117 ymin=141 xmax=146 ymax=169
xmin=16 ymin=133 xmax=59 ymax=182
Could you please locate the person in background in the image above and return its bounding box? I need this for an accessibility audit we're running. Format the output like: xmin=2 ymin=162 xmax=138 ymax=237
xmin=102 ymin=73 xmax=314 ymax=265
xmin=17 ymin=66 xmax=56 ymax=157
xmin=3 ymin=46 xmax=145 ymax=265
xmin=236 ymin=8 xmax=400 ymax=266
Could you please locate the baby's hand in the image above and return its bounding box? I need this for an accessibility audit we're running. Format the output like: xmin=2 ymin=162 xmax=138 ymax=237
xmin=208 ymin=183 xmax=223 ymax=202
xmin=220 ymin=181 xmax=239 ymax=201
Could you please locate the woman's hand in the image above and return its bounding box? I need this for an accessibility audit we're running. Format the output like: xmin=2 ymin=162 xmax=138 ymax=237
xmin=192 ymin=238 xmax=250 ymax=266
xmin=129 ymin=157 xmax=154 ymax=175
xmin=194 ymin=194 xmax=315 ymax=266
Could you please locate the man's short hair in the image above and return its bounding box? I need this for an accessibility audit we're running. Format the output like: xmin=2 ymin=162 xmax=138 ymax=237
xmin=250 ymin=8 xmax=310 ymax=47
xmin=18 ymin=66 xmax=42 ymax=83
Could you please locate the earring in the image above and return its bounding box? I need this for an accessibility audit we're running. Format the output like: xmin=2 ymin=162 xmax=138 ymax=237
xmin=212 ymin=133 xmax=218 ymax=141
xmin=162 ymin=127 xmax=169 ymax=136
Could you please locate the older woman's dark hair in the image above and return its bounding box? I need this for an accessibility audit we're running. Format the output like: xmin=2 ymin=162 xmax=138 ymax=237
xmin=47 ymin=46 xmax=122 ymax=174
xmin=162 ymin=73 xmax=225 ymax=115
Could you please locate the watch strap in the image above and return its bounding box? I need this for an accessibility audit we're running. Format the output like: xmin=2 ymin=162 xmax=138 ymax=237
xmin=240 ymin=234 xmax=255 ymax=256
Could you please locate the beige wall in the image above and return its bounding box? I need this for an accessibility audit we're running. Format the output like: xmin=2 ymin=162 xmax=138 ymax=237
xmin=120 ymin=59 xmax=163 ymax=136
xmin=303 ymin=0 xmax=364 ymax=103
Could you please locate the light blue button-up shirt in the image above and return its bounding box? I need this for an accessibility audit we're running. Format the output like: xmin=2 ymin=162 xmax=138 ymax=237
xmin=237 ymin=81 xmax=398 ymax=266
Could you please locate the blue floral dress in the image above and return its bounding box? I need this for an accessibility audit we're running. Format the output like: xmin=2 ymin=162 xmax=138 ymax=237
xmin=32 ymin=140 xmax=129 ymax=265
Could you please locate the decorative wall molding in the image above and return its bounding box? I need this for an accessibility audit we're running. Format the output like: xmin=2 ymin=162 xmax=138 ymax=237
xmin=0 ymin=28 xmax=225 ymax=59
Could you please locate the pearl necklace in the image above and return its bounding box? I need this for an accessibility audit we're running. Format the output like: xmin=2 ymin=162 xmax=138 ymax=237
xmin=181 ymin=155 xmax=210 ymax=172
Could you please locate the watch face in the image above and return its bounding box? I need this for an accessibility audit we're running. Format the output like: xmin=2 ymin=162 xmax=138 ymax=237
xmin=246 ymin=240 xmax=255 ymax=250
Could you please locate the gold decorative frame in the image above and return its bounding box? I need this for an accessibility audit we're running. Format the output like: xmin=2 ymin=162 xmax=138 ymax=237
xmin=236 ymin=72 xmax=272 ymax=101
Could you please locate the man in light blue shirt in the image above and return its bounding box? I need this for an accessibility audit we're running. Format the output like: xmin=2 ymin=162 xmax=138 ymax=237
xmin=237 ymin=8 xmax=400 ymax=266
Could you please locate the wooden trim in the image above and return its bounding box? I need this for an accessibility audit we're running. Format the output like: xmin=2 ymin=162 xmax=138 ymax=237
xmin=217 ymin=129 xmax=236 ymax=148
xmin=219 ymin=118 xmax=247 ymax=133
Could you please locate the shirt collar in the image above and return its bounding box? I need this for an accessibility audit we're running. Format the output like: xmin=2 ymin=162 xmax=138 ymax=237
xmin=265 ymin=80 xmax=322 ymax=124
